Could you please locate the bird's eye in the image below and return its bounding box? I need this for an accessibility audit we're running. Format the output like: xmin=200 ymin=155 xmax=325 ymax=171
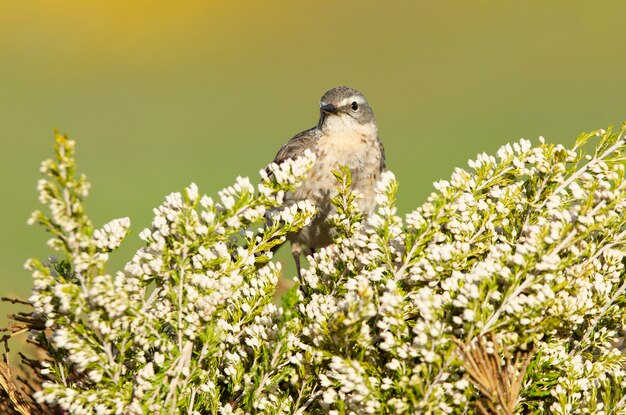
xmin=351 ymin=101 xmax=359 ymax=111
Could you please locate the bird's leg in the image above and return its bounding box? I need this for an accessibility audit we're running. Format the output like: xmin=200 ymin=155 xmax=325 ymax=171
xmin=291 ymin=241 xmax=302 ymax=279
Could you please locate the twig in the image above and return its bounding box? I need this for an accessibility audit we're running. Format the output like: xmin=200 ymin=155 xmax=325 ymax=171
xmin=0 ymin=297 xmax=31 ymax=306
xmin=454 ymin=333 xmax=534 ymax=415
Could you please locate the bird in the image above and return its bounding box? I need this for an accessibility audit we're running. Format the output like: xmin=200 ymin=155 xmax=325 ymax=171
xmin=268 ymin=86 xmax=386 ymax=278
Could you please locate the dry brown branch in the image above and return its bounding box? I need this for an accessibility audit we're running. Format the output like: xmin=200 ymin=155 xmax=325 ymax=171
xmin=1 ymin=297 xmax=31 ymax=306
xmin=0 ymin=303 xmax=57 ymax=415
xmin=1 ymin=312 xmax=46 ymax=344
xmin=454 ymin=333 xmax=534 ymax=415
xmin=0 ymin=340 xmax=38 ymax=415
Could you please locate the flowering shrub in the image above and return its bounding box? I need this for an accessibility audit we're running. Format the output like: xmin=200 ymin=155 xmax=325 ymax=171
xmin=1 ymin=125 xmax=625 ymax=414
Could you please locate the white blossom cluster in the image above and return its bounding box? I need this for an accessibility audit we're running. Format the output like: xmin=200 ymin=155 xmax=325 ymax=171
xmin=22 ymin=126 xmax=626 ymax=414
xmin=296 ymin=127 xmax=626 ymax=413
xmin=27 ymin=133 xmax=317 ymax=414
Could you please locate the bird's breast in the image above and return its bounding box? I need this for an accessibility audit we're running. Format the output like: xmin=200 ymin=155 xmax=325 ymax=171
xmin=315 ymin=131 xmax=381 ymax=173
xmin=286 ymin=129 xmax=383 ymax=248
xmin=291 ymin=131 xmax=382 ymax=211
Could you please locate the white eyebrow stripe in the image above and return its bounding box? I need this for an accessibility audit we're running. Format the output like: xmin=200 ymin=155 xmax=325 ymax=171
xmin=338 ymin=96 xmax=366 ymax=107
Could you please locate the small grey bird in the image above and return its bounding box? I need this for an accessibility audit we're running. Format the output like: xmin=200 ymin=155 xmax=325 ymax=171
xmin=269 ymin=86 xmax=386 ymax=277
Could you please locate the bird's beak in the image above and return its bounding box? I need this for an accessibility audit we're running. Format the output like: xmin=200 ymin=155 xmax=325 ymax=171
xmin=320 ymin=103 xmax=339 ymax=114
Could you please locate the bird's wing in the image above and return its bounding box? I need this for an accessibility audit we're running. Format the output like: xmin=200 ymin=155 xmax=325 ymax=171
xmin=377 ymin=137 xmax=386 ymax=171
xmin=261 ymin=127 xmax=320 ymax=252
xmin=268 ymin=127 xmax=319 ymax=173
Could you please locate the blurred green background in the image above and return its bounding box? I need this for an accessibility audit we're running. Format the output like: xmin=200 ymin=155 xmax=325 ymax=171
xmin=2 ymin=1 xmax=626 ymax=329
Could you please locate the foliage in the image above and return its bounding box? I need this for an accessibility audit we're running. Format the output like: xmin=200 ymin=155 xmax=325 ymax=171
xmin=2 ymin=125 xmax=626 ymax=414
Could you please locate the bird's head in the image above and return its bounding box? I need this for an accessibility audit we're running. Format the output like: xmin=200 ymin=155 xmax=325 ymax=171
xmin=318 ymin=86 xmax=377 ymax=135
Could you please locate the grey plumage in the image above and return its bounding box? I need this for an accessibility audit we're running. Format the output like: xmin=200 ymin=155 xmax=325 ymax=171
xmin=270 ymin=86 xmax=385 ymax=277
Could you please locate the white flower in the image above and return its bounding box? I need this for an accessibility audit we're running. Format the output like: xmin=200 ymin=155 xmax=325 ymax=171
xmin=93 ymin=217 xmax=130 ymax=251
xmin=186 ymin=182 xmax=199 ymax=202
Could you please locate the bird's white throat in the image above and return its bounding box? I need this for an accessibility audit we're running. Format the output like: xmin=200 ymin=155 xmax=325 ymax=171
xmin=322 ymin=113 xmax=377 ymax=137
